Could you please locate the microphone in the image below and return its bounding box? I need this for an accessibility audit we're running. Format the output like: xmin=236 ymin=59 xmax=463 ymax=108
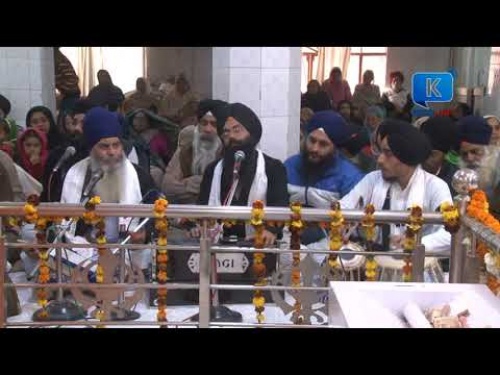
xmin=81 ymin=169 xmax=104 ymax=201
xmin=52 ymin=146 xmax=76 ymax=172
xmin=233 ymin=150 xmax=246 ymax=177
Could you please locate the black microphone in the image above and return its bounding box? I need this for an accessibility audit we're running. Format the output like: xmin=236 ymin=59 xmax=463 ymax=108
xmin=233 ymin=150 xmax=246 ymax=177
xmin=52 ymin=146 xmax=76 ymax=172
xmin=81 ymin=169 xmax=104 ymax=201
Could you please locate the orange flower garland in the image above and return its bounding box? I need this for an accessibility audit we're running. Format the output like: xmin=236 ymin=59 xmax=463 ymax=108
xmin=23 ymin=195 xmax=51 ymax=318
xmin=289 ymin=202 xmax=304 ymax=324
xmin=83 ymin=196 xmax=106 ymax=322
xmin=250 ymin=200 xmax=266 ymax=324
xmin=153 ymin=198 xmax=169 ymax=323
xmin=402 ymin=205 xmax=424 ymax=282
xmin=328 ymin=202 xmax=344 ymax=269
xmin=361 ymin=204 xmax=377 ymax=281
xmin=466 ymin=190 xmax=500 ymax=294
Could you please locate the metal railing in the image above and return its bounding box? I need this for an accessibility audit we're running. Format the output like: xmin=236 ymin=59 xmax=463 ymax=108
xmin=0 ymin=200 xmax=498 ymax=328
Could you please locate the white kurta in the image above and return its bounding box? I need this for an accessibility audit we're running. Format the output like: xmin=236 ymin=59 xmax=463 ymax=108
xmin=61 ymin=157 xmax=150 ymax=269
xmin=339 ymin=166 xmax=452 ymax=254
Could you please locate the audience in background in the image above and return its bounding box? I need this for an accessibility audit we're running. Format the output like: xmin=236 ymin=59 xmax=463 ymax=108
xmin=322 ymin=67 xmax=352 ymax=110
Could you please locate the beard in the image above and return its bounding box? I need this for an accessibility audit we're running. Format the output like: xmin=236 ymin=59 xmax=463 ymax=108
xmin=90 ymin=153 xmax=125 ymax=203
xmin=192 ymin=127 xmax=221 ymax=175
xmin=91 ymin=151 xmax=125 ymax=174
xmin=301 ymin=149 xmax=334 ymax=172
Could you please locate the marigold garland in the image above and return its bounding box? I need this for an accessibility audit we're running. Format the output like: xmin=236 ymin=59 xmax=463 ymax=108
xmin=23 ymin=195 xmax=51 ymax=318
xmin=250 ymin=200 xmax=266 ymax=324
xmin=289 ymin=201 xmax=304 ymax=324
xmin=361 ymin=204 xmax=377 ymax=281
xmin=328 ymin=202 xmax=344 ymax=269
xmin=466 ymin=190 xmax=500 ymax=294
xmin=402 ymin=205 xmax=424 ymax=282
xmin=154 ymin=198 xmax=169 ymax=323
xmin=440 ymin=202 xmax=461 ymax=233
xmin=83 ymin=196 xmax=106 ymax=322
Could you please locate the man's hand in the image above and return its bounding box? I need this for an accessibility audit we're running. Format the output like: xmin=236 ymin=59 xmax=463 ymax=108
xmin=128 ymin=228 xmax=146 ymax=245
xmin=246 ymin=229 xmax=277 ymax=247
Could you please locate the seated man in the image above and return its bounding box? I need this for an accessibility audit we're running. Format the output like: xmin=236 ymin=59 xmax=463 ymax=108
xmin=60 ymin=107 xmax=156 ymax=274
xmin=457 ymin=115 xmax=500 ymax=217
xmin=339 ymin=120 xmax=453 ymax=281
xmin=285 ymin=110 xmax=364 ymax=251
xmin=419 ymin=116 xmax=460 ymax=197
xmin=181 ymin=103 xmax=289 ymax=304
xmin=162 ymin=99 xmax=226 ymax=204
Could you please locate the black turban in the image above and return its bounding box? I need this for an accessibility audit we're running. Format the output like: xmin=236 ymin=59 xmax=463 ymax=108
xmin=457 ymin=115 xmax=492 ymax=146
xmin=0 ymin=95 xmax=11 ymax=117
xmin=226 ymin=103 xmax=262 ymax=146
xmin=197 ymin=99 xmax=229 ymax=130
xmin=420 ymin=116 xmax=459 ymax=153
xmin=377 ymin=119 xmax=432 ymax=166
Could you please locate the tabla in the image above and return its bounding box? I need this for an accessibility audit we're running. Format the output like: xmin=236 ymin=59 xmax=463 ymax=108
xmin=374 ymin=252 xmax=445 ymax=283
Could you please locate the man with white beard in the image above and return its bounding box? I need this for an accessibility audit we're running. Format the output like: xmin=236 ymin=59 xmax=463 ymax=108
xmin=457 ymin=115 xmax=500 ymax=217
xmin=161 ymin=99 xmax=226 ymax=204
xmin=60 ymin=107 xmax=156 ymax=272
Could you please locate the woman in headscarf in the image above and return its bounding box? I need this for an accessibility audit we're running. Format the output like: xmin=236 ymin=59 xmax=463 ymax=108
xmin=125 ymin=108 xmax=179 ymax=187
xmin=25 ymin=106 xmax=63 ymax=150
xmin=301 ymin=80 xmax=331 ymax=112
xmin=16 ymin=128 xmax=49 ymax=182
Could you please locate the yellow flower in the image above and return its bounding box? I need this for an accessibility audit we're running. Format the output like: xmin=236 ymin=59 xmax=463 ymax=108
xmin=157 ymin=237 xmax=168 ymax=246
xmin=365 ymin=259 xmax=377 ymax=269
xmin=252 ymin=295 xmax=266 ymax=308
xmin=365 ymin=270 xmax=377 ymax=279
xmin=328 ymin=258 xmax=338 ymax=268
xmin=89 ymin=196 xmax=101 ymax=205
xmin=96 ymin=236 xmax=107 ymax=245
xmin=256 ymin=313 xmax=265 ymax=323
xmin=403 ymin=236 xmax=416 ymax=250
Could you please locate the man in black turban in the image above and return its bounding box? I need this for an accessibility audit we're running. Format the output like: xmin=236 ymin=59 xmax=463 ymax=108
xmin=185 ymin=102 xmax=288 ymax=305
xmin=340 ymin=119 xmax=453 ymax=268
xmin=419 ymin=116 xmax=460 ymax=195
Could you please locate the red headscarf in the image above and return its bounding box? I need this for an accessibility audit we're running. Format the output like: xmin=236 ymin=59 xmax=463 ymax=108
xmin=17 ymin=128 xmax=49 ymax=181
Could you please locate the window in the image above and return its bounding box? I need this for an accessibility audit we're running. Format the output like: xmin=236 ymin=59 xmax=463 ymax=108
xmin=59 ymin=47 xmax=145 ymax=95
xmin=301 ymin=47 xmax=319 ymax=92
xmin=346 ymin=47 xmax=388 ymax=90
xmin=488 ymin=47 xmax=500 ymax=95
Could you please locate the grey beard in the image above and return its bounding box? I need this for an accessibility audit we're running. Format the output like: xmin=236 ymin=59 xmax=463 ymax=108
xmin=192 ymin=127 xmax=221 ymax=175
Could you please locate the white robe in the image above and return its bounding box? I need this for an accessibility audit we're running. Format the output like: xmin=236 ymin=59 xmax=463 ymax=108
xmin=339 ymin=166 xmax=452 ymax=254
xmin=60 ymin=157 xmax=150 ymax=269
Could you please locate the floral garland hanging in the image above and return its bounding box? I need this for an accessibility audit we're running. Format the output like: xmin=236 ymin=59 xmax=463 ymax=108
xmin=466 ymin=190 xmax=500 ymax=295
xmin=23 ymin=195 xmax=51 ymax=318
xmin=440 ymin=202 xmax=460 ymax=234
xmin=289 ymin=201 xmax=304 ymax=324
xmin=82 ymin=196 xmax=106 ymax=322
xmin=328 ymin=202 xmax=344 ymax=269
xmin=250 ymin=200 xmax=266 ymax=324
xmin=153 ymin=197 xmax=169 ymax=323
xmin=402 ymin=205 xmax=424 ymax=282
xmin=361 ymin=204 xmax=377 ymax=281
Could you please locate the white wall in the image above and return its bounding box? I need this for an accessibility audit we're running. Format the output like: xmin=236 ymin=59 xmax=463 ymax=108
xmin=212 ymin=47 xmax=301 ymax=162
xmin=0 ymin=47 xmax=55 ymax=126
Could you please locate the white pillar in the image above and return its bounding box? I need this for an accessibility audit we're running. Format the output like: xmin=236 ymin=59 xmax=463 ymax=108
xmin=0 ymin=47 xmax=56 ymax=126
xmin=212 ymin=47 xmax=301 ymax=162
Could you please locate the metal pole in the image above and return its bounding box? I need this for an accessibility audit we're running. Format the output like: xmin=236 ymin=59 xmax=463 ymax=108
xmin=411 ymin=244 xmax=425 ymax=283
xmin=198 ymin=219 xmax=211 ymax=328
xmin=449 ymin=195 xmax=468 ymax=283
xmin=0 ymin=217 xmax=5 ymax=328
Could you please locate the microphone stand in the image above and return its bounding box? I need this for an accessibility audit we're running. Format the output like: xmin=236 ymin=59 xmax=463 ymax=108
xmin=189 ymin=172 xmax=243 ymax=323
xmin=99 ymin=218 xmax=151 ymax=321
xmin=32 ymin=176 xmax=103 ymax=322
xmin=32 ymin=217 xmax=86 ymax=322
